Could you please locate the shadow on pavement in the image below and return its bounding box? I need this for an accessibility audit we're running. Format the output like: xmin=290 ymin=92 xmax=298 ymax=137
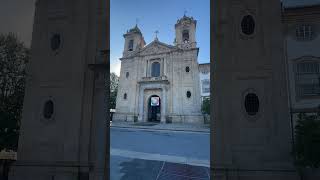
xmin=113 ymin=157 xmax=210 ymax=180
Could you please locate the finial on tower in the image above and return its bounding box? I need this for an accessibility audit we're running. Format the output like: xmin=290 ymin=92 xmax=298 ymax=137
xmin=135 ymin=18 xmax=139 ymax=27
xmin=184 ymin=10 xmax=187 ymax=17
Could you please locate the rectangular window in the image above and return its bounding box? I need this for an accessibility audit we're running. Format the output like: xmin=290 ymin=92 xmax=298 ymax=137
xmin=297 ymin=83 xmax=320 ymax=97
xmin=296 ymin=25 xmax=314 ymax=41
xmin=202 ymin=79 xmax=210 ymax=93
xmin=297 ymin=62 xmax=319 ymax=74
xmin=151 ymin=62 xmax=160 ymax=77
xmin=296 ymin=62 xmax=320 ymax=97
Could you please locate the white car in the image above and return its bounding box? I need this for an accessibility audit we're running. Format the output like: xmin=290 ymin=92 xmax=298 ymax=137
xmin=110 ymin=109 xmax=116 ymax=126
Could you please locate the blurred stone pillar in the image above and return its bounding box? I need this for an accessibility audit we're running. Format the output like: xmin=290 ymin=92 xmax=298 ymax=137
xmin=88 ymin=60 xmax=108 ymax=180
xmin=138 ymin=87 xmax=144 ymax=122
xmin=161 ymin=87 xmax=166 ymax=123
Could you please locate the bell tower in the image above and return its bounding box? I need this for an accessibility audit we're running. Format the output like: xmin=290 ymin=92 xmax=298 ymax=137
xmin=123 ymin=25 xmax=145 ymax=57
xmin=174 ymin=15 xmax=197 ymax=49
xmin=213 ymin=0 xmax=296 ymax=179
xmin=9 ymin=0 xmax=108 ymax=179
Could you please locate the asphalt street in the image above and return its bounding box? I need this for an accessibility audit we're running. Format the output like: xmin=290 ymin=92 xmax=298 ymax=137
xmin=110 ymin=127 xmax=210 ymax=180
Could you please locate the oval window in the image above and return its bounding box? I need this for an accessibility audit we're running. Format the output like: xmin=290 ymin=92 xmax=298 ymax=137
xmin=186 ymin=91 xmax=191 ymax=98
xmin=244 ymin=93 xmax=259 ymax=116
xmin=43 ymin=100 xmax=54 ymax=119
xmin=241 ymin=15 xmax=255 ymax=35
xmin=51 ymin=34 xmax=61 ymax=51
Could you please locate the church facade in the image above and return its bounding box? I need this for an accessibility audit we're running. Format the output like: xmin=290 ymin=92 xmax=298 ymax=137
xmin=113 ymin=15 xmax=203 ymax=123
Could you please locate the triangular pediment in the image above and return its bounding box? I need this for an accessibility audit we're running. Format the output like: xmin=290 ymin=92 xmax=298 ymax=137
xmin=138 ymin=40 xmax=176 ymax=56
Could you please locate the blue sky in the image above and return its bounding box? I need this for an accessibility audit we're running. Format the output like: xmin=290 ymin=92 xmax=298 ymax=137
xmin=110 ymin=0 xmax=210 ymax=75
xmin=2 ymin=0 xmax=319 ymax=75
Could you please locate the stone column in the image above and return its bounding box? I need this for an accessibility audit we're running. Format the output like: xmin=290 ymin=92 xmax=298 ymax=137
xmin=88 ymin=63 xmax=108 ymax=180
xmin=161 ymin=87 xmax=166 ymax=123
xmin=92 ymin=71 xmax=107 ymax=180
xmin=138 ymin=86 xmax=144 ymax=122
xmin=147 ymin=60 xmax=150 ymax=77
xmin=146 ymin=60 xmax=148 ymax=77
xmin=164 ymin=58 xmax=166 ymax=76
xmin=161 ymin=58 xmax=164 ymax=76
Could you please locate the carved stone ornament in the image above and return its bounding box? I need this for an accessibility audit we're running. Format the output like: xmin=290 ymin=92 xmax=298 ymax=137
xmin=140 ymin=44 xmax=171 ymax=56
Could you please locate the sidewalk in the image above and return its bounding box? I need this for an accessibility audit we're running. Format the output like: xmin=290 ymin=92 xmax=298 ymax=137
xmin=111 ymin=156 xmax=210 ymax=180
xmin=110 ymin=121 xmax=210 ymax=132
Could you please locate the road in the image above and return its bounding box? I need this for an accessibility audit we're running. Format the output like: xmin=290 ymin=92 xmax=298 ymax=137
xmin=110 ymin=127 xmax=210 ymax=180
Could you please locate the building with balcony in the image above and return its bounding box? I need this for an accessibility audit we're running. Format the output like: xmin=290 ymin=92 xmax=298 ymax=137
xmin=199 ymin=63 xmax=210 ymax=103
xmin=113 ymin=15 xmax=203 ymax=123
xmin=283 ymin=4 xmax=320 ymax=116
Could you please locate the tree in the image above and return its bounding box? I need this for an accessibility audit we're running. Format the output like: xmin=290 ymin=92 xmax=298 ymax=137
xmin=109 ymin=72 xmax=119 ymax=109
xmin=201 ymin=97 xmax=210 ymax=115
xmin=293 ymin=112 xmax=320 ymax=173
xmin=0 ymin=33 xmax=29 ymax=151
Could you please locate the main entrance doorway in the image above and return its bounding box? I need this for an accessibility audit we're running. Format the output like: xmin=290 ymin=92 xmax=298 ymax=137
xmin=148 ymin=95 xmax=161 ymax=122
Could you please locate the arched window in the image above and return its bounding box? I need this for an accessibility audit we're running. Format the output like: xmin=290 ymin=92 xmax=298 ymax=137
xmin=182 ymin=30 xmax=189 ymax=42
xmin=241 ymin=15 xmax=255 ymax=35
xmin=128 ymin=40 xmax=134 ymax=51
xmin=126 ymin=72 xmax=129 ymax=78
xmin=124 ymin=93 xmax=127 ymax=100
xmin=151 ymin=62 xmax=160 ymax=77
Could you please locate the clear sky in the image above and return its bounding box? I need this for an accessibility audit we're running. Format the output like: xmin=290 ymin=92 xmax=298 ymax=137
xmin=110 ymin=0 xmax=210 ymax=75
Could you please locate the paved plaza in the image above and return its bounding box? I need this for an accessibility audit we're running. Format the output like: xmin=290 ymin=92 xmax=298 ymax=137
xmin=110 ymin=126 xmax=210 ymax=179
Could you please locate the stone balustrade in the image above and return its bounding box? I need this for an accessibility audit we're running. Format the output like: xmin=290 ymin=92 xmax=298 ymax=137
xmin=139 ymin=76 xmax=169 ymax=82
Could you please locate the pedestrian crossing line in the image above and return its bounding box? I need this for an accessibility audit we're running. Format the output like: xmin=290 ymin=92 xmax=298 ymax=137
xmin=110 ymin=148 xmax=210 ymax=167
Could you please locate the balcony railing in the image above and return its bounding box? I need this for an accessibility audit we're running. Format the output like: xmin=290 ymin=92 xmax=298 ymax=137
xmin=139 ymin=76 xmax=168 ymax=82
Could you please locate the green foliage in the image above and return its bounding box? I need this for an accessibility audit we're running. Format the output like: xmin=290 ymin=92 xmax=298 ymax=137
xmin=293 ymin=113 xmax=320 ymax=169
xmin=201 ymin=98 xmax=210 ymax=115
xmin=0 ymin=33 xmax=29 ymax=151
xmin=109 ymin=72 xmax=119 ymax=109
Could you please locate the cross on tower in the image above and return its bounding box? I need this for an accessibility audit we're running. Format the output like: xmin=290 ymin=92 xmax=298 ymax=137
xmin=135 ymin=18 xmax=139 ymax=26
xmin=184 ymin=10 xmax=188 ymax=16
xmin=154 ymin=30 xmax=159 ymax=39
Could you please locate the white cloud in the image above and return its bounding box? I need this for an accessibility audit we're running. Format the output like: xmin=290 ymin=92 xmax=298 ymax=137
xmin=110 ymin=60 xmax=121 ymax=76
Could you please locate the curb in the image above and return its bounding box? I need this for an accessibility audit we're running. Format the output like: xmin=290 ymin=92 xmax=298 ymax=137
xmin=110 ymin=125 xmax=210 ymax=133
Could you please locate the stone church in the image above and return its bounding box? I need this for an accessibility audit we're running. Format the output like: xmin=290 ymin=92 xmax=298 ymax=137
xmin=113 ymin=15 xmax=203 ymax=123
